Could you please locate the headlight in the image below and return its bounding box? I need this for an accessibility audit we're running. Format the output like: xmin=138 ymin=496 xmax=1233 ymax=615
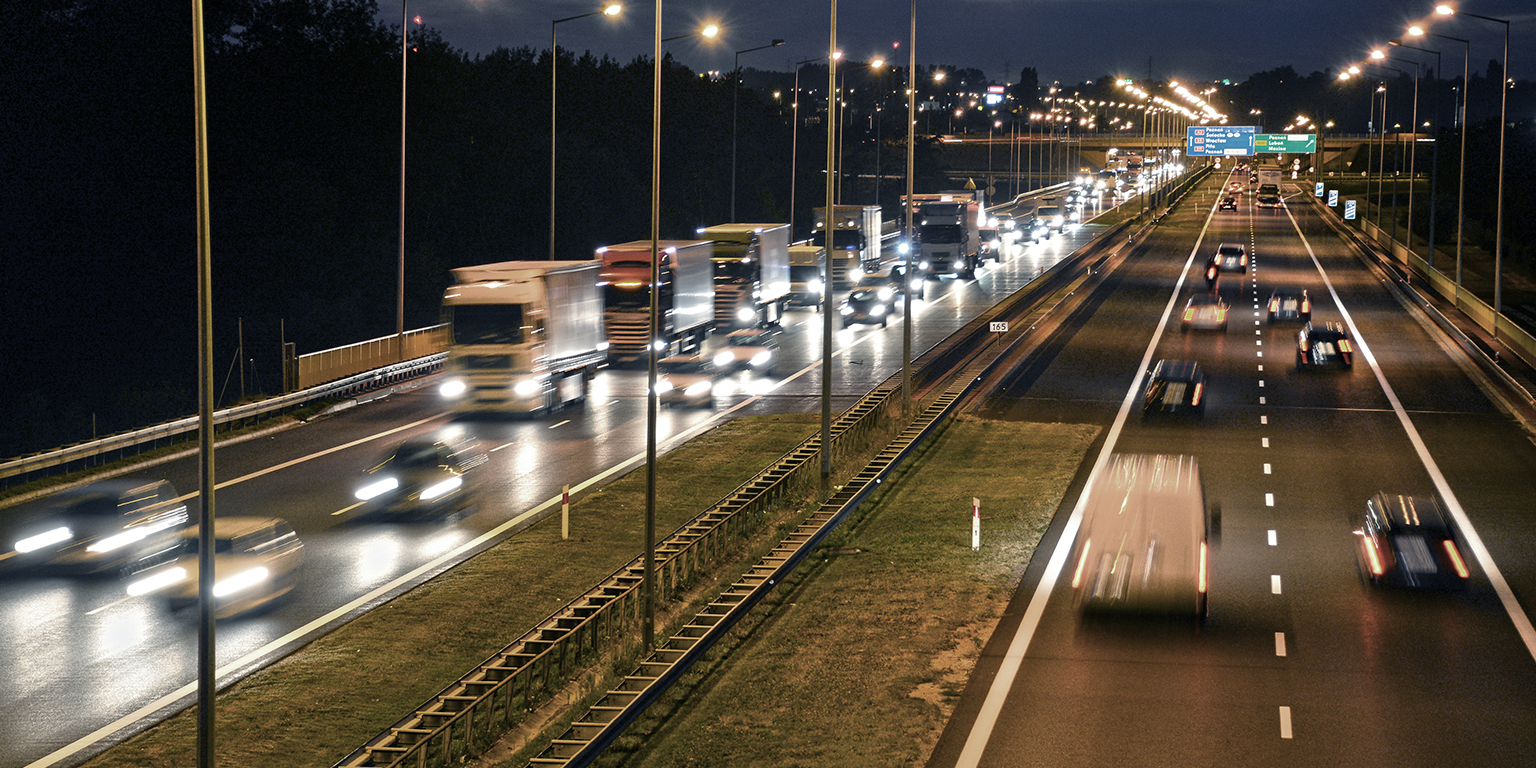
xmin=871 ymin=305 xmax=886 ymax=316
xmin=653 ymin=379 xmax=675 ymax=394
xmin=419 ymin=475 xmax=463 ymax=501
xmin=355 ymin=476 xmax=400 ymax=501
xmin=750 ymin=351 xmax=772 ymax=367
xmin=214 ymin=567 xmax=270 ymax=598
xmin=840 ymin=306 xmax=854 ymax=316
xmin=88 ymin=528 xmax=151 ymax=554
xmin=713 ymin=350 xmax=735 ymax=367
xmin=849 ymin=267 xmax=865 ymax=282
xmin=736 ymin=306 xmax=756 ymax=323
xmin=918 ymin=260 xmax=930 ymax=270
xmin=878 ymin=287 xmax=893 ymax=301
xmin=809 ymin=279 xmax=823 ymax=294
xmin=127 ymin=566 xmax=188 ymax=596
xmin=439 ymin=379 xmax=468 ymax=398
xmin=15 ymin=527 xmax=72 ymax=554
xmin=897 ymin=241 xmax=910 ymax=255
xmin=513 ymin=378 xmax=541 ymax=398
xmin=684 ymin=380 xmax=713 ymax=397
xmin=652 ymin=339 xmax=668 ymax=352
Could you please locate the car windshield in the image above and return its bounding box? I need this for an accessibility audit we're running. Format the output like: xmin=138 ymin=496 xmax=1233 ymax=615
xmin=391 ymin=443 xmax=444 ymax=468
xmin=659 ymin=359 xmax=705 ymax=374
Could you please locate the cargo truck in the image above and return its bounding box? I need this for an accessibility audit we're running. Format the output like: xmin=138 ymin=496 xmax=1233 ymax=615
xmin=597 ymin=240 xmax=714 ymax=365
xmin=438 ymin=260 xmax=607 ymax=415
xmin=916 ymin=193 xmax=981 ymax=280
xmin=697 ymin=223 xmax=791 ymax=330
xmin=812 ymin=204 xmax=882 ymax=286
xmin=787 ymin=244 xmax=827 ymax=306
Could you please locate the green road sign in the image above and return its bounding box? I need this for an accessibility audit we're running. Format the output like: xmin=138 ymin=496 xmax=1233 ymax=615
xmin=1256 ymin=133 xmax=1317 ymax=153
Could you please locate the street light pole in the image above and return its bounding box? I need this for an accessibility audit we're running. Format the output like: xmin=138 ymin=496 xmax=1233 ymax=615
xmin=731 ymin=38 xmax=785 ymax=222
xmin=903 ymin=0 xmax=915 ymax=412
xmin=1392 ymin=37 xmax=1442 ymax=271
xmin=551 ymin=4 xmax=622 ymax=260
xmin=790 ymin=56 xmax=826 ymax=240
xmin=1375 ymin=51 xmax=1418 ymax=249
xmin=1417 ymin=28 xmax=1469 ymax=286
xmin=1440 ymin=4 xmax=1509 ymax=311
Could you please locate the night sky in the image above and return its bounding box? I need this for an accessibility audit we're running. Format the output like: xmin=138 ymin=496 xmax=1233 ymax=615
xmin=392 ymin=0 xmax=1535 ymax=87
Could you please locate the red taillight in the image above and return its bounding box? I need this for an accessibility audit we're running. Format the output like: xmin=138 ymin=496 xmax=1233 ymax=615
xmin=1206 ymin=266 xmax=1218 ymax=280
xmin=1443 ymin=540 xmax=1470 ymax=578
xmin=1268 ymin=298 xmax=1280 ymax=313
xmin=1072 ymin=539 xmax=1092 ymax=589
xmin=1191 ymin=381 xmax=1204 ymax=406
xmin=1363 ymin=535 xmax=1384 ymax=575
xmin=1301 ymin=298 xmax=1311 ymax=313
xmin=1214 ymin=308 xmax=1227 ymax=322
xmin=1198 ymin=541 xmax=1209 ymax=594
xmin=1241 ymin=254 xmax=1249 ymax=267
xmin=1183 ymin=308 xmax=1196 ymax=322
xmin=1338 ymin=339 xmax=1353 ymax=353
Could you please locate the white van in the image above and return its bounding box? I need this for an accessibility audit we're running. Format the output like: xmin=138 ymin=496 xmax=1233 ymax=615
xmin=1070 ymin=454 xmax=1212 ymax=619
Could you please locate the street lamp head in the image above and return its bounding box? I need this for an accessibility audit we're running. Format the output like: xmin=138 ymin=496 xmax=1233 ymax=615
xmin=1408 ymin=25 xmax=1425 ymax=37
xmin=1436 ymin=4 xmax=1454 ymax=16
xmin=934 ymin=71 xmax=946 ymax=82
xmin=701 ymin=24 xmax=719 ymax=39
xmin=1371 ymin=49 xmax=1385 ymax=59
xmin=871 ymin=58 xmax=885 ymax=69
xmin=1349 ymin=65 xmax=1361 ymax=75
xmin=602 ymin=3 xmax=621 ymax=16
xmin=1388 ymin=39 xmax=1401 ymax=46
xmin=772 ymin=39 xmax=784 ymax=47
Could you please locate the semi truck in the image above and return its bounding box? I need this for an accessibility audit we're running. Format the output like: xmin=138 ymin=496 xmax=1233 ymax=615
xmin=787 ymin=244 xmax=827 ymax=306
xmin=812 ymin=204 xmax=882 ymax=286
xmin=438 ymin=260 xmax=606 ymax=415
xmin=696 ymin=223 xmax=791 ymax=330
xmin=596 ymin=240 xmax=714 ymax=364
xmin=916 ymin=193 xmax=981 ymax=280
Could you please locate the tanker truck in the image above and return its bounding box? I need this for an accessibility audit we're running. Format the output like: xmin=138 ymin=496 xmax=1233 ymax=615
xmin=438 ymin=260 xmax=606 ymax=415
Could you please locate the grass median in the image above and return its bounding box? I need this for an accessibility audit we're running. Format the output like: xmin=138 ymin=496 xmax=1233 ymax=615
xmin=589 ymin=416 xmax=1099 ymax=768
xmin=82 ymin=413 xmax=823 ymax=768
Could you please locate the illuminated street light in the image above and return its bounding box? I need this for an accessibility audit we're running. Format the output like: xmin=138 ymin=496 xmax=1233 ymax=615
xmin=730 ymin=38 xmax=786 ymax=221
xmin=551 ymin=4 xmax=622 ymax=260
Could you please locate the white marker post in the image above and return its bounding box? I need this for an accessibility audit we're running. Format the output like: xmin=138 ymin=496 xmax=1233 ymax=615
xmin=972 ymin=497 xmax=981 ymax=551
xmin=562 ymin=484 xmax=570 ymax=540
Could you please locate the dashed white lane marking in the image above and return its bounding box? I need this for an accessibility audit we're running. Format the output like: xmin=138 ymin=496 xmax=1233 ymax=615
xmin=1280 ymin=706 xmax=1294 ymax=739
xmin=1265 ymin=493 xmax=1275 ymax=507
xmin=1271 ymin=575 xmax=1283 ymax=594
xmin=1275 ymin=632 xmax=1288 ymax=656
xmin=1259 ymin=396 xmax=1267 ymax=404
xmin=548 ymin=419 xmax=570 ymax=429
xmin=1268 ymin=529 xmax=1278 ymax=545
xmin=1258 ymin=364 xmax=1264 ymax=371
xmin=1261 ymin=415 xmax=1268 ymax=425
xmin=1257 ymin=351 xmax=1264 ymax=358
xmin=1262 ymin=437 xmax=1270 ymax=448
xmin=1264 ymin=462 xmax=1272 ymax=474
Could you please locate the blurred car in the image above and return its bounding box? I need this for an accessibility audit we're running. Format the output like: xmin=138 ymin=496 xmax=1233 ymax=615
xmin=841 ymin=279 xmax=900 ymax=328
xmin=127 ymin=516 xmax=305 ymax=618
xmin=653 ymin=355 xmax=719 ymax=407
xmin=1218 ymin=196 xmax=1238 ymax=211
xmin=1296 ymin=322 xmax=1354 ymax=370
xmin=1036 ymin=205 xmax=1066 ymax=232
xmin=713 ymin=328 xmax=780 ymax=374
xmin=1257 ymin=183 xmax=1280 ymax=196
xmin=1143 ymin=359 xmax=1206 ymax=419
xmin=978 ymin=226 xmax=1003 ymax=262
xmin=1226 ymin=181 xmax=1244 ymax=194
xmin=1022 ymin=215 xmax=1052 ymax=243
xmin=1266 ymin=288 xmax=1311 ymax=324
xmin=1213 ymin=242 xmax=1248 ymax=273
xmin=1181 ymin=293 xmax=1230 ymax=332
xmin=5 ymin=480 xmax=188 ymax=574
xmin=1256 ymin=194 xmax=1284 ymax=210
xmin=353 ymin=437 xmax=486 ymax=518
xmin=1355 ymin=492 xmax=1470 ymax=588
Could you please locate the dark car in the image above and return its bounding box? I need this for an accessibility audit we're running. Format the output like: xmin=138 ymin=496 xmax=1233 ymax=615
xmin=1355 ymin=492 xmax=1471 ymax=588
xmin=6 ymin=479 xmax=189 ymax=574
xmin=1218 ymin=196 xmax=1238 ymax=211
xmin=1266 ymin=288 xmax=1311 ymax=324
xmin=712 ymin=328 xmax=780 ymax=374
xmin=1297 ymin=321 xmax=1354 ymax=370
xmin=1213 ymin=242 xmax=1248 ymax=273
xmin=1182 ymin=293 xmax=1229 ymax=332
xmin=1022 ymin=216 xmax=1052 ymax=243
xmin=978 ymin=227 xmax=1002 ymax=263
xmin=1256 ymin=194 xmax=1284 ymax=210
xmin=840 ymin=279 xmax=900 ymax=328
xmin=1143 ymin=359 xmax=1206 ymax=419
xmin=354 ymin=437 xmax=487 ymax=518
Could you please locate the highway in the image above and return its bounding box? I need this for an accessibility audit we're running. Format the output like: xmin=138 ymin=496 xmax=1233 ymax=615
xmin=929 ymin=171 xmax=1536 ymax=766
xmin=0 ymin=183 xmax=1125 ymax=768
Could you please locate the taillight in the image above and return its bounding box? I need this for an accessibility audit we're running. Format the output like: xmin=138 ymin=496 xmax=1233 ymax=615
xmin=1268 ymin=298 xmax=1280 ymax=313
xmin=1363 ymin=535 xmax=1384 ymax=575
xmin=1198 ymin=541 xmax=1208 ymax=594
xmin=1183 ymin=308 xmax=1196 ymax=322
xmin=1241 ymin=254 xmax=1249 ymax=267
xmin=1191 ymin=382 xmax=1204 ymax=406
xmin=1071 ymin=539 xmax=1092 ymax=589
xmin=1443 ymin=540 xmax=1470 ymax=578
xmin=1214 ymin=308 xmax=1227 ymax=322
xmin=1206 ymin=266 xmax=1218 ymax=280
xmin=1338 ymin=339 xmax=1353 ymax=353
xmin=1301 ymin=298 xmax=1311 ymax=313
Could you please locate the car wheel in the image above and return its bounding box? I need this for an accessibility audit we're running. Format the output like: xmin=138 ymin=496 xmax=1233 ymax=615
xmin=880 ymin=317 xmax=888 ymax=328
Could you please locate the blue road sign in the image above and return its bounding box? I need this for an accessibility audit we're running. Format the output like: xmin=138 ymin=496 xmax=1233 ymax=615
xmin=1315 ymin=182 xmax=1325 ymax=197
xmin=1345 ymin=200 xmax=1357 ymax=220
xmin=1186 ymin=126 xmax=1256 ymax=156
xmin=1328 ymin=190 xmax=1339 ymax=207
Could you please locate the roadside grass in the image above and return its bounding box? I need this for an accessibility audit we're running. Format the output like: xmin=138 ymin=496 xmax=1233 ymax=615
xmin=590 ymin=417 xmax=1099 ymax=768
xmin=80 ymin=413 xmax=822 ymax=768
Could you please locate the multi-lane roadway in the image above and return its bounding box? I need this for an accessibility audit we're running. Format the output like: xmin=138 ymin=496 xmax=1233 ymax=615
xmin=931 ymin=171 xmax=1536 ymax=766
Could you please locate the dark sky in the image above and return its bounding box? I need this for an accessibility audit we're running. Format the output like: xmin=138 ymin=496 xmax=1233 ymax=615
xmin=392 ymin=0 xmax=1534 ymax=88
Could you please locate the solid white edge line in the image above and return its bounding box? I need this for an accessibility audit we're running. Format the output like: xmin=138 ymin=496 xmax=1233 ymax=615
xmin=1284 ymin=205 xmax=1536 ymax=664
xmin=953 ymin=185 xmax=1224 ymax=768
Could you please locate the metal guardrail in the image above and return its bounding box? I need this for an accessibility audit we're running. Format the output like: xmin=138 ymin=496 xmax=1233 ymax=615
xmin=0 ymin=352 xmax=446 ymax=490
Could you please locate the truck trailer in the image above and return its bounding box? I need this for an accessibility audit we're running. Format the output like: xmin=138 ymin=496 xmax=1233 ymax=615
xmin=696 ymin=223 xmax=791 ymax=330
xmin=916 ymin=193 xmax=981 ymax=280
xmin=438 ymin=260 xmax=606 ymax=415
xmin=787 ymin=244 xmax=827 ymax=306
xmin=597 ymin=240 xmax=714 ymax=364
xmin=812 ymin=205 xmax=882 ymax=286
